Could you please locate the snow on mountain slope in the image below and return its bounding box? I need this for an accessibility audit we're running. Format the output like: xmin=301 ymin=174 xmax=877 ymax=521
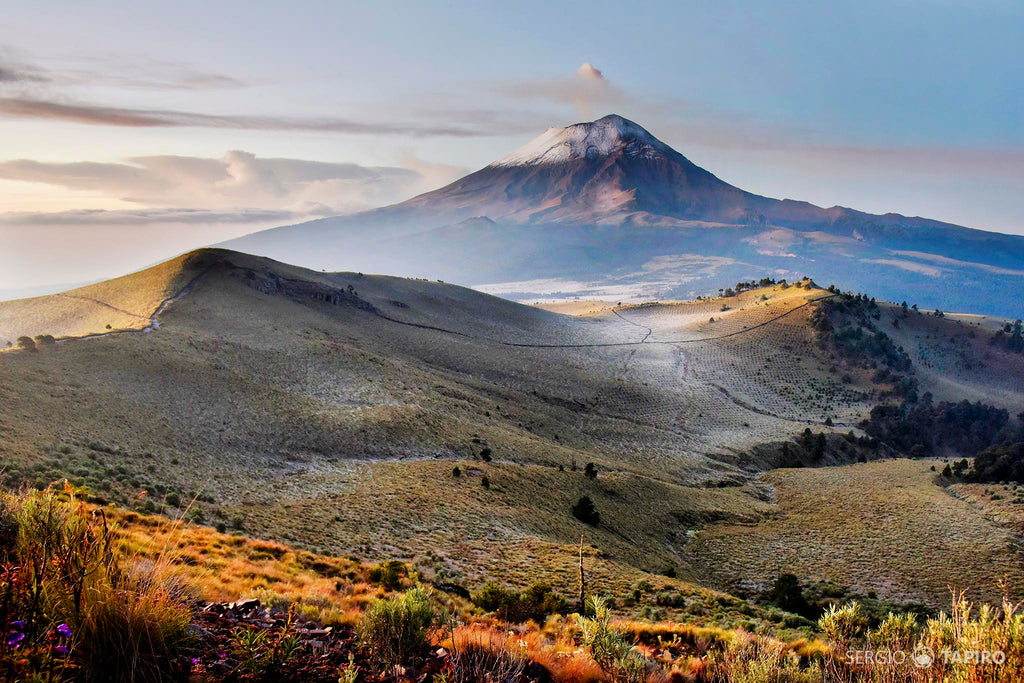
xmin=490 ymin=114 xmax=673 ymax=167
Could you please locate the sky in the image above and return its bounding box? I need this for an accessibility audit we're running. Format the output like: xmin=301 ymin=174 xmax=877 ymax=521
xmin=1 ymin=0 xmax=1022 ymax=295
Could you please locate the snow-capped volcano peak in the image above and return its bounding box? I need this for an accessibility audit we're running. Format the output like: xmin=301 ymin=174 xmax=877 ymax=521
xmin=490 ymin=114 xmax=671 ymax=167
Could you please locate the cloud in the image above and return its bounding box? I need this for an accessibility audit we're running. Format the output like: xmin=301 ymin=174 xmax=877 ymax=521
xmin=863 ymin=258 xmax=943 ymax=277
xmin=1 ymin=49 xmax=243 ymax=90
xmin=575 ymin=62 xmax=604 ymax=81
xmin=492 ymin=62 xmax=625 ymax=119
xmin=0 ymin=64 xmax=49 ymax=84
xmin=0 ymin=207 xmax=298 ymax=226
xmin=0 ymin=150 xmax=465 ymax=218
xmin=0 ymin=96 xmax=486 ymax=136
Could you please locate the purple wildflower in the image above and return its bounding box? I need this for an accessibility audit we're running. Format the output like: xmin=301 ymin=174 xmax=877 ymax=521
xmin=56 ymin=623 xmax=72 ymax=638
xmin=10 ymin=621 xmax=23 ymax=630
xmin=219 ymin=653 xmax=227 ymax=659
xmin=7 ymin=631 xmax=25 ymax=649
xmin=191 ymin=657 xmax=200 ymax=665
xmin=54 ymin=645 xmax=68 ymax=654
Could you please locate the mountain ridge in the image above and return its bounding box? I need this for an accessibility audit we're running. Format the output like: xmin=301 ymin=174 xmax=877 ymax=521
xmin=221 ymin=114 xmax=1024 ymax=317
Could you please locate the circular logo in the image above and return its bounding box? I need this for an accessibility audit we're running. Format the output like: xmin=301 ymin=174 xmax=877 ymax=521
xmin=912 ymin=646 xmax=935 ymax=669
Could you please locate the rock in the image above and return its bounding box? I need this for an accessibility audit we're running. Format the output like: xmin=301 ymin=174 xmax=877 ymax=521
xmin=231 ymin=598 xmax=260 ymax=613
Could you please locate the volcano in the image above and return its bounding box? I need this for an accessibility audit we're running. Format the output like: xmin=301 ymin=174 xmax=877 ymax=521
xmin=396 ymin=114 xmax=767 ymax=225
xmin=223 ymin=115 xmax=1024 ymax=317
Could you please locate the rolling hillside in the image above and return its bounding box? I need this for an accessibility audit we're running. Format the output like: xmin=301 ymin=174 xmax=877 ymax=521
xmin=1 ymin=248 xmax=1023 ymax=607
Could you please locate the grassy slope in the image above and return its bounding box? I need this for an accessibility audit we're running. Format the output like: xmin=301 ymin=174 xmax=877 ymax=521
xmin=0 ymin=251 xmax=218 ymax=343
xmin=98 ymin=500 xmax=783 ymax=630
xmin=685 ymin=459 xmax=1024 ymax=608
xmin=0 ymin=249 xmax=1021 ymax=609
xmin=882 ymin=303 xmax=1024 ymax=413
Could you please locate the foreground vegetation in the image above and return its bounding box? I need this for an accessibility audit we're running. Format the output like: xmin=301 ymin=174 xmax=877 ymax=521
xmin=1 ymin=483 xmax=1021 ymax=682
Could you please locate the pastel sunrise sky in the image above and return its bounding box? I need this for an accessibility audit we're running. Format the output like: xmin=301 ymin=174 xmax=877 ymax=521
xmin=1 ymin=0 xmax=1022 ymax=295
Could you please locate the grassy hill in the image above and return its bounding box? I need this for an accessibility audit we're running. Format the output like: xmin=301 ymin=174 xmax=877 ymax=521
xmin=1 ymin=248 xmax=1022 ymax=611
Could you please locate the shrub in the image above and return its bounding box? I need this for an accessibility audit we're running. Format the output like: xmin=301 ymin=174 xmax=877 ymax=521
xmin=577 ymin=596 xmax=648 ymax=683
xmin=766 ymin=573 xmax=813 ymax=618
xmin=368 ymin=560 xmax=408 ymax=591
xmin=230 ymin=607 xmax=303 ymax=676
xmin=571 ymin=496 xmax=600 ymax=526
xmin=472 ymin=581 xmax=567 ymax=623
xmin=584 ymin=463 xmax=598 ymax=479
xmin=16 ymin=336 xmax=36 ymax=352
xmin=439 ymin=624 xmax=527 ymax=683
xmin=358 ymin=588 xmax=436 ymax=671
xmin=74 ymin=565 xmax=192 ymax=682
xmin=707 ymin=632 xmax=821 ymax=683
xmin=0 ymin=484 xmax=193 ymax=682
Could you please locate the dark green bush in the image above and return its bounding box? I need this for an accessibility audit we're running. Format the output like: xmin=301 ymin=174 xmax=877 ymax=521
xmin=572 ymin=496 xmax=600 ymax=526
xmin=472 ymin=581 xmax=567 ymax=623
xmin=368 ymin=560 xmax=408 ymax=591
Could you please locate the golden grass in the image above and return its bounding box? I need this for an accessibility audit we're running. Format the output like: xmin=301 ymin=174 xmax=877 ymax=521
xmin=686 ymin=459 xmax=1024 ymax=608
xmin=103 ymin=504 xmax=381 ymax=625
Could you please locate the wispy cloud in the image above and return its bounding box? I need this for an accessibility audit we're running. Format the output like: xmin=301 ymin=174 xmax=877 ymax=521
xmin=0 ymin=64 xmax=49 ymax=84
xmin=0 ymin=48 xmax=243 ymax=90
xmin=0 ymin=48 xmax=487 ymax=136
xmin=0 ymin=207 xmax=299 ymax=226
xmin=0 ymin=96 xmax=487 ymax=136
xmin=0 ymin=150 xmax=466 ymax=217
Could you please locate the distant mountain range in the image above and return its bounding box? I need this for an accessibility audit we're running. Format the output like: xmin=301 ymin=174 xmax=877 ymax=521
xmin=223 ymin=114 xmax=1024 ymax=317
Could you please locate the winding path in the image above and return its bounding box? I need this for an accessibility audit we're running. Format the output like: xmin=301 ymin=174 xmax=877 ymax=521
xmin=372 ymin=293 xmax=834 ymax=349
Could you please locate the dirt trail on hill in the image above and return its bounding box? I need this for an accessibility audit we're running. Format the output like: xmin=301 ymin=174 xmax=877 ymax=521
xmin=62 ymin=264 xmax=219 ymax=343
xmin=55 ymin=293 xmax=150 ymax=320
xmin=612 ymin=308 xmax=653 ymax=342
xmin=373 ymin=293 xmax=834 ymax=349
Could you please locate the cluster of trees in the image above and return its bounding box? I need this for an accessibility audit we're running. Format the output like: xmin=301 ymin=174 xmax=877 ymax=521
xmin=862 ymin=396 xmax=1016 ymax=459
xmin=10 ymin=334 xmax=57 ymax=352
xmin=811 ymin=295 xmax=913 ymax=387
xmin=766 ymin=574 xmax=928 ymax=625
xmin=768 ymin=429 xmax=884 ymax=469
xmin=991 ymin=320 xmax=1024 ymax=353
xmin=968 ymin=442 xmax=1024 ymax=483
xmin=831 ymin=325 xmax=913 ymax=372
xmin=718 ymin=276 xmax=784 ymax=298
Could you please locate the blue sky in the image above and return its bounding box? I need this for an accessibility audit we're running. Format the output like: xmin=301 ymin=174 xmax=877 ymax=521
xmin=0 ymin=0 xmax=1022 ymax=292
